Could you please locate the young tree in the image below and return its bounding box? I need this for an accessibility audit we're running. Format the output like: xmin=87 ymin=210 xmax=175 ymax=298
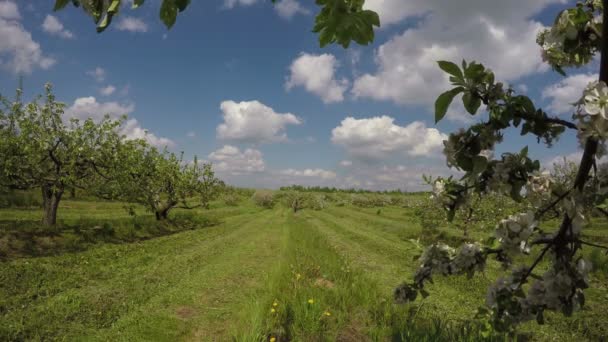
xmin=0 ymin=84 xmax=123 ymax=226
xmin=109 ymin=142 xmax=220 ymax=220
xmin=396 ymin=0 xmax=608 ymax=333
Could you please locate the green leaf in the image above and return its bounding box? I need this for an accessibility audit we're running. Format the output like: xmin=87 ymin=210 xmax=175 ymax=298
xmin=435 ymin=87 xmax=463 ymax=123
xmin=438 ymin=61 xmax=463 ymax=81
xmin=175 ymin=0 xmax=190 ymax=12
xmin=462 ymin=92 xmax=481 ymax=115
xmin=160 ymin=0 xmax=178 ymax=29
xmin=54 ymin=0 xmax=71 ymax=11
xmin=472 ymin=155 xmax=488 ymax=175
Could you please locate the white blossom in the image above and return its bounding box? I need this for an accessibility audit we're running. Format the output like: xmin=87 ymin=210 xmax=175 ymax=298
xmin=495 ymin=212 xmax=537 ymax=254
xmin=583 ymin=81 xmax=608 ymax=119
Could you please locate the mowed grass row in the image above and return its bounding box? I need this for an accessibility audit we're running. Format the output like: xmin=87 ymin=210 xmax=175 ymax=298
xmin=1 ymin=201 xmax=608 ymax=341
xmin=0 ymin=206 xmax=287 ymax=341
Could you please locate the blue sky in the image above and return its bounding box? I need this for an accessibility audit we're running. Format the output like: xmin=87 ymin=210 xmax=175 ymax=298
xmin=0 ymin=0 xmax=599 ymax=190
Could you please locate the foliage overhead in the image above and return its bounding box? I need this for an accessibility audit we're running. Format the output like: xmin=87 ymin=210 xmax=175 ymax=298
xmin=53 ymin=0 xmax=380 ymax=48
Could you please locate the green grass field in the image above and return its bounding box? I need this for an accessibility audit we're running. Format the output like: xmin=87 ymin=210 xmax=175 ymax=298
xmin=1 ymin=197 xmax=607 ymax=341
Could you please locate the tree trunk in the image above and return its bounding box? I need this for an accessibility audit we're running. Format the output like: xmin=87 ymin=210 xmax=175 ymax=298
xmin=155 ymin=206 xmax=171 ymax=220
xmin=42 ymin=185 xmax=63 ymax=226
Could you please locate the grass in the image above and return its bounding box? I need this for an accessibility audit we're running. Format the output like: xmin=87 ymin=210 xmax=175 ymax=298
xmin=1 ymin=198 xmax=607 ymax=341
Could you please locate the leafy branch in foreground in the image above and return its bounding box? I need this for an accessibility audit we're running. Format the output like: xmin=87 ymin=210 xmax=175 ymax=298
xmin=53 ymin=0 xmax=380 ymax=48
xmin=396 ymin=0 xmax=608 ymax=334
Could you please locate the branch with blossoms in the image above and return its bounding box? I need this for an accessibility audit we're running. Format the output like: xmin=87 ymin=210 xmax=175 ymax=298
xmin=395 ymin=0 xmax=608 ymax=334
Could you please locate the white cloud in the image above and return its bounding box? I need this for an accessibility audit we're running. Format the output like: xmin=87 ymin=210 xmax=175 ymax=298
xmin=331 ymin=116 xmax=447 ymax=161
xmin=352 ymin=0 xmax=565 ymax=115
xmin=64 ymin=96 xmax=174 ymax=148
xmin=0 ymin=1 xmax=55 ymax=73
xmin=65 ymin=96 xmax=134 ymax=122
xmin=208 ymin=145 xmax=265 ymax=175
xmin=338 ymin=163 xmax=457 ymax=191
xmin=217 ymin=100 xmax=302 ymax=144
xmin=0 ymin=1 xmax=20 ymax=19
xmin=543 ymin=151 xmax=583 ymax=169
xmin=116 ymin=16 xmax=148 ymax=32
xmin=517 ymin=84 xmax=529 ymax=93
xmin=87 ymin=67 xmax=106 ymax=82
xmin=274 ymin=0 xmax=309 ymax=19
xmin=186 ymin=131 xmax=196 ymax=138
xmin=542 ymin=73 xmax=598 ymax=115
xmin=364 ymin=0 xmax=566 ymax=27
xmin=223 ymin=0 xmax=258 ymax=9
xmin=279 ymin=168 xmax=337 ymax=180
xmin=120 ymin=118 xmax=175 ymax=148
xmin=286 ymin=53 xmax=348 ymax=104
xmin=42 ymin=15 xmax=74 ymax=39
xmin=340 ymin=160 xmax=353 ymax=167
xmin=99 ymin=85 xmax=116 ymax=96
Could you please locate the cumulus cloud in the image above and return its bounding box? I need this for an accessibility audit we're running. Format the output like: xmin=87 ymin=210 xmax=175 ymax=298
xmin=340 ymin=160 xmax=353 ymax=167
xmin=0 ymin=1 xmax=19 ymax=19
xmin=331 ymin=116 xmax=447 ymax=161
xmin=223 ymin=0 xmax=258 ymax=8
xmin=217 ymin=100 xmax=302 ymax=144
xmin=286 ymin=53 xmax=348 ymax=103
xmin=86 ymin=67 xmax=106 ymax=82
xmin=339 ymin=163 xmax=456 ymax=191
xmin=65 ymin=96 xmax=174 ymax=147
xmin=274 ymin=0 xmax=309 ymax=19
xmin=279 ymin=168 xmax=336 ymax=180
xmin=115 ymin=16 xmax=148 ymax=32
xmin=352 ymin=0 xmax=563 ymax=115
xmin=0 ymin=1 xmax=55 ymax=73
xmin=99 ymin=85 xmax=116 ymax=96
xmin=208 ymin=145 xmax=265 ymax=175
xmin=42 ymin=15 xmax=74 ymax=39
xmin=364 ymin=0 xmax=565 ymax=27
xmin=542 ymin=73 xmax=598 ymax=115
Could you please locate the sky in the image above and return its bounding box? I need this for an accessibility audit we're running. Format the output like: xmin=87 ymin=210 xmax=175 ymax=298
xmin=0 ymin=0 xmax=600 ymax=191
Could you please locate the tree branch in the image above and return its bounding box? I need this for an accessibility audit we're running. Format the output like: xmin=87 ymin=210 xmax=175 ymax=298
xmin=579 ymin=239 xmax=608 ymax=250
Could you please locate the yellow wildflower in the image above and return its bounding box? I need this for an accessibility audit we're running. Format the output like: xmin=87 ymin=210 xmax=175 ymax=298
xmin=272 ymin=301 xmax=278 ymax=307
xmin=269 ymin=337 xmax=276 ymax=342
xmin=296 ymin=273 xmax=301 ymax=280
xmin=323 ymin=311 xmax=331 ymax=316
xmin=270 ymin=308 xmax=276 ymax=313
xmin=307 ymin=298 xmax=314 ymax=304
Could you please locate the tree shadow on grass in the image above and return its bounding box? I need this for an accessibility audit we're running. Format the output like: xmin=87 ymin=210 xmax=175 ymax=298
xmin=0 ymin=213 xmax=221 ymax=260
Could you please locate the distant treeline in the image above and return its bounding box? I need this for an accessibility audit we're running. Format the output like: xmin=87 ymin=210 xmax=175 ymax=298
xmin=278 ymin=185 xmax=427 ymax=195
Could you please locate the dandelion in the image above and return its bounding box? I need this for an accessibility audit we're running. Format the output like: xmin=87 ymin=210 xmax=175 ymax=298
xmin=307 ymin=298 xmax=314 ymax=304
xmin=272 ymin=301 xmax=278 ymax=307
xmin=295 ymin=273 xmax=302 ymax=280
xmin=270 ymin=308 xmax=276 ymax=314
xmin=323 ymin=310 xmax=331 ymax=316
xmin=269 ymin=337 xmax=276 ymax=342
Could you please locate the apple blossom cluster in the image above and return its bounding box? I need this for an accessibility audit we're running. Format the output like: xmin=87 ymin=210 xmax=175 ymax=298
xmin=561 ymin=195 xmax=587 ymax=234
xmin=526 ymin=171 xmax=554 ymax=208
xmin=485 ymin=258 xmax=591 ymax=329
xmin=577 ymin=81 xmax=608 ymax=157
xmin=494 ymin=212 xmax=537 ymax=254
xmin=537 ymin=0 xmax=603 ymax=73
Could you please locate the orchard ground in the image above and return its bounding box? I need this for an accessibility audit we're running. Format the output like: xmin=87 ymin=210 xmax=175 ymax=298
xmin=1 ymin=192 xmax=607 ymax=341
